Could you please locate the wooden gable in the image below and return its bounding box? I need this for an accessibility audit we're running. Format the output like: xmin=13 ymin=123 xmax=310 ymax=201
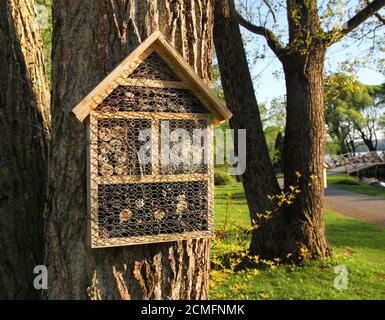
xmin=71 ymin=31 xmax=232 ymax=123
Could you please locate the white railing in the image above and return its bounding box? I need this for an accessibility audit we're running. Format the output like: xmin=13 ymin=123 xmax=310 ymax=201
xmin=326 ymin=151 xmax=385 ymax=169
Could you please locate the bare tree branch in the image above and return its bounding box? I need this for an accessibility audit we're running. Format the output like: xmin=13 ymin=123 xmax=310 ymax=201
xmin=338 ymin=0 xmax=385 ymax=38
xmin=235 ymin=11 xmax=287 ymax=58
xmin=262 ymin=0 xmax=277 ymax=24
xmin=364 ymin=0 xmax=385 ymax=24
xmin=375 ymin=12 xmax=385 ymax=23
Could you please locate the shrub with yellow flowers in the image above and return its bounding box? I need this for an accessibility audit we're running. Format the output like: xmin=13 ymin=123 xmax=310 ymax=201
xmin=210 ymin=171 xmax=318 ymax=299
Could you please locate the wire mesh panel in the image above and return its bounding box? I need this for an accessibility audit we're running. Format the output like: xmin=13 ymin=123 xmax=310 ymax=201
xmin=97 ymin=86 xmax=207 ymax=114
xmin=97 ymin=181 xmax=209 ymax=240
xmin=160 ymin=119 xmax=209 ymax=175
xmin=127 ymin=52 xmax=181 ymax=81
xmin=87 ymin=51 xmax=215 ymax=247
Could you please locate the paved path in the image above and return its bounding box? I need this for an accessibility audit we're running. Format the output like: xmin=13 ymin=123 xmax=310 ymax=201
xmin=278 ymin=177 xmax=385 ymax=226
xmin=325 ymin=186 xmax=385 ymax=227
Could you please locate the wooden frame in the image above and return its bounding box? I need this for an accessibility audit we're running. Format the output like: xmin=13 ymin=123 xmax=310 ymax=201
xmin=73 ymin=31 xmax=228 ymax=249
xmin=120 ymin=79 xmax=189 ymax=89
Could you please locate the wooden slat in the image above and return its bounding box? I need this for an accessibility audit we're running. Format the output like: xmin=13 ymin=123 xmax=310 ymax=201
xmin=94 ymin=111 xmax=210 ymax=121
xmin=96 ymin=174 xmax=208 ymax=185
xmin=88 ymin=113 xmax=99 ymax=247
xmin=206 ymin=122 xmax=215 ymax=236
xmin=91 ymin=231 xmax=212 ymax=249
xmin=120 ymin=78 xmax=189 ymax=89
xmin=151 ymin=119 xmax=160 ymax=175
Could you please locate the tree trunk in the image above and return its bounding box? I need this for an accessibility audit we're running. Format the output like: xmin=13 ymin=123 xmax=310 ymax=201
xmin=214 ymin=0 xmax=293 ymax=260
xmin=363 ymin=138 xmax=376 ymax=152
xmin=0 ymin=0 xmax=50 ymax=299
xmin=278 ymin=0 xmax=331 ymax=259
xmin=45 ymin=0 xmax=213 ymax=300
xmin=214 ymin=0 xmax=331 ymax=261
xmin=282 ymin=49 xmax=331 ymax=259
xmin=359 ymin=131 xmax=377 ymax=152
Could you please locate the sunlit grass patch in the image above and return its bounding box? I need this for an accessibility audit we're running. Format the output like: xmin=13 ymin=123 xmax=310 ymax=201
xmin=212 ymin=183 xmax=385 ymax=300
xmin=328 ymin=174 xmax=385 ymax=199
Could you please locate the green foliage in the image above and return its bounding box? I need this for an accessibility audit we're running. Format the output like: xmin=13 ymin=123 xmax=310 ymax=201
xmin=327 ymin=174 xmax=359 ymax=186
xmin=260 ymin=97 xmax=286 ymax=168
xmin=214 ymin=169 xmax=234 ymax=186
xmin=214 ymin=171 xmax=311 ymax=280
xmin=261 ymin=98 xmax=286 ymax=130
xmin=212 ymin=183 xmax=385 ymax=300
xmin=211 ymin=64 xmax=225 ymax=102
xmin=274 ymin=131 xmax=284 ymax=169
xmin=334 ymin=178 xmax=359 ymax=186
xmin=325 ymin=138 xmax=341 ymax=156
xmin=264 ymin=125 xmax=281 ymax=166
xmin=36 ymin=0 xmax=52 ymax=81
xmin=325 ymin=74 xmax=385 ymax=153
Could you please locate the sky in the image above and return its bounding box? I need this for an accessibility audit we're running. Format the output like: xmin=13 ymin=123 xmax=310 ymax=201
xmin=239 ymin=0 xmax=385 ymax=106
xmin=250 ymin=41 xmax=385 ymax=105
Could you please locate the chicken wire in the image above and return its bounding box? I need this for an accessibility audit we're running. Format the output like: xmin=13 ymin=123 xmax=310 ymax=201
xmin=88 ymin=51 xmax=214 ymax=248
xmin=97 ymin=181 xmax=209 ymax=239
xmin=97 ymin=86 xmax=207 ymax=114
xmin=127 ymin=52 xmax=180 ymax=81
xmin=160 ymin=119 xmax=209 ymax=175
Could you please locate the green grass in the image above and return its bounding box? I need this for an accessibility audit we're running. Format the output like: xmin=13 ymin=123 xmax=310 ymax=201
xmin=328 ymin=174 xmax=385 ymax=199
xmin=211 ymin=183 xmax=385 ymax=300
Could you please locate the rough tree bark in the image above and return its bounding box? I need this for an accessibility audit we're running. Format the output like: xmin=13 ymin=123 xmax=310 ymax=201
xmin=282 ymin=46 xmax=331 ymax=259
xmin=0 ymin=0 xmax=50 ymax=299
xmin=45 ymin=0 xmax=214 ymax=300
xmin=213 ymin=0 xmax=292 ymax=260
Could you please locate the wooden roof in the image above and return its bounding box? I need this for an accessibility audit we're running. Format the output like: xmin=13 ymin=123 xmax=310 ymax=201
xmin=72 ymin=31 xmax=232 ymax=123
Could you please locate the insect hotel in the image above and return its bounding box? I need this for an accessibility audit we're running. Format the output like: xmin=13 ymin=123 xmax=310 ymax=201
xmin=72 ymin=31 xmax=232 ymax=248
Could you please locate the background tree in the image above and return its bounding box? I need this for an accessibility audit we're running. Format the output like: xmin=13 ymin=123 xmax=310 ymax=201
xmin=326 ymin=76 xmax=385 ymax=153
xmin=0 ymin=0 xmax=50 ymax=299
xmin=214 ymin=0 xmax=385 ymax=260
xmin=264 ymin=125 xmax=281 ymax=166
xmin=261 ymin=98 xmax=286 ymax=169
xmin=36 ymin=0 xmax=53 ymax=80
xmin=274 ymin=131 xmax=284 ymax=170
xmin=214 ymin=0 xmax=291 ymax=260
xmin=325 ymin=73 xmax=358 ymax=154
xmin=44 ymin=0 xmax=214 ymax=300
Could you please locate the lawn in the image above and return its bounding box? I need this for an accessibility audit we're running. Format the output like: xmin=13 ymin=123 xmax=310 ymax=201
xmin=211 ymin=183 xmax=385 ymax=300
xmin=328 ymin=173 xmax=385 ymax=199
